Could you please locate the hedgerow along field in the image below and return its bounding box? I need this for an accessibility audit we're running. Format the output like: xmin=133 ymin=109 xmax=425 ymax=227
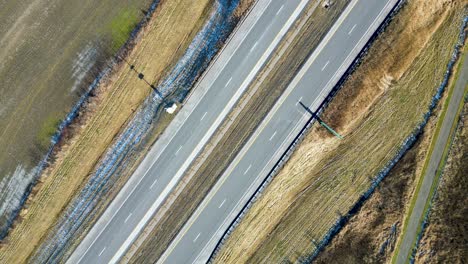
xmin=0 ymin=0 xmax=152 ymax=235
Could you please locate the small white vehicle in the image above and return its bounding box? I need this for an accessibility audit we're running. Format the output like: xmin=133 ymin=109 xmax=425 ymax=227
xmin=165 ymin=103 xmax=178 ymax=114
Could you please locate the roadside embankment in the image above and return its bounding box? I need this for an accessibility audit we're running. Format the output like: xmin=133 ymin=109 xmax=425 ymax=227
xmin=213 ymin=0 xmax=465 ymax=263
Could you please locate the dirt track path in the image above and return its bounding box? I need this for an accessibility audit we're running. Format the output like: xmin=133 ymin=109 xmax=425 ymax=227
xmin=395 ymin=51 xmax=468 ymax=264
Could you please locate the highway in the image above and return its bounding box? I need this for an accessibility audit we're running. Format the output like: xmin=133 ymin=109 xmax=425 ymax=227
xmin=395 ymin=51 xmax=468 ymax=263
xmin=67 ymin=0 xmax=310 ymax=263
xmin=158 ymin=0 xmax=399 ymax=263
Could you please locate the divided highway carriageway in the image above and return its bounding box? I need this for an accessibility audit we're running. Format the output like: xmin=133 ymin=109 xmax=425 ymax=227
xmin=68 ymin=0 xmax=310 ymax=263
xmin=159 ymin=0 xmax=399 ymax=263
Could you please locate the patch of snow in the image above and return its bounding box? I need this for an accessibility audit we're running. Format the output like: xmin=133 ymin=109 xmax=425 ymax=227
xmin=0 ymin=165 xmax=37 ymax=229
xmin=70 ymin=43 xmax=98 ymax=92
xmin=165 ymin=103 xmax=177 ymax=114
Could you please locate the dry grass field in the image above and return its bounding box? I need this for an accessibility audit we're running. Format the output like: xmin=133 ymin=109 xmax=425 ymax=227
xmin=314 ymin=137 xmax=429 ymax=263
xmin=0 ymin=0 xmax=213 ymax=262
xmin=213 ymin=1 xmax=466 ymax=263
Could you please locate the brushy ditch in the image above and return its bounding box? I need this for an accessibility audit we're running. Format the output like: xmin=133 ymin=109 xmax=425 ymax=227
xmin=307 ymin=12 xmax=468 ymax=264
xmin=31 ymin=0 xmax=242 ymax=262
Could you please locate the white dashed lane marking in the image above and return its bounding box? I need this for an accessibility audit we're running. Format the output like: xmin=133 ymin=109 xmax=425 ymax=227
xmin=296 ymin=96 xmax=303 ymax=106
xmin=243 ymin=164 xmax=252 ymax=175
xmin=150 ymin=179 xmax=158 ymax=189
xmin=218 ymin=199 xmax=226 ymax=208
xmin=124 ymin=213 xmax=132 ymax=223
xmin=348 ymin=24 xmax=357 ymax=35
xmin=250 ymin=41 xmax=258 ymax=52
xmin=200 ymin=112 xmax=208 ymax=121
xmin=276 ymin=4 xmax=284 ymax=15
xmin=269 ymin=131 xmax=277 ymax=141
xmin=175 ymin=145 xmax=182 ymax=156
xmin=225 ymin=77 xmax=232 ymax=87
xmin=321 ymin=60 xmax=329 ymax=71
xmin=98 ymin=247 xmax=106 ymax=257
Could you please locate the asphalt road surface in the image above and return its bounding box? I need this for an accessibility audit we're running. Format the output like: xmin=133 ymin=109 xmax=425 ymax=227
xmin=67 ymin=0 xmax=310 ymax=263
xmin=395 ymin=51 xmax=468 ymax=264
xmin=158 ymin=0 xmax=399 ymax=263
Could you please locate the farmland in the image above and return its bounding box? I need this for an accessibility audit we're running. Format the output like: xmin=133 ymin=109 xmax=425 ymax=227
xmin=0 ymin=0 xmax=152 ymax=234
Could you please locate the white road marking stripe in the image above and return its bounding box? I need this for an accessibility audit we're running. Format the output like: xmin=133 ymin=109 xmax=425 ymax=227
xmin=296 ymin=96 xmax=303 ymax=106
xmin=201 ymin=112 xmax=208 ymax=121
xmin=243 ymin=164 xmax=252 ymax=175
xmin=250 ymin=41 xmax=258 ymax=52
xmin=276 ymin=4 xmax=284 ymax=15
xmin=193 ymin=233 xmax=201 ymax=242
xmin=218 ymin=199 xmax=226 ymax=209
xmin=150 ymin=179 xmax=158 ymax=189
xmin=175 ymin=146 xmax=182 ymax=156
xmin=321 ymin=60 xmax=329 ymax=71
xmin=98 ymin=247 xmax=106 ymax=257
xmin=124 ymin=213 xmax=132 ymax=223
xmin=348 ymin=24 xmax=357 ymax=35
xmin=225 ymin=77 xmax=232 ymax=87
xmin=269 ymin=131 xmax=277 ymax=141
